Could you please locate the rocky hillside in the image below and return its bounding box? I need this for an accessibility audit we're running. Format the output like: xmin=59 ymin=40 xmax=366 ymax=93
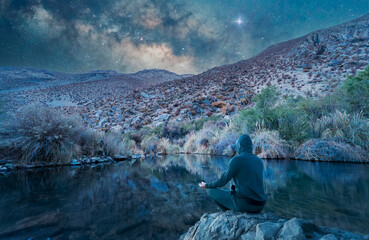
xmin=2 ymin=14 xmax=369 ymax=132
xmin=1 ymin=67 xmax=191 ymax=110
xmin=77 ymin=14 xmax=369 ymax=132
xmin=181 ymin=211 xmax=369 ymax=240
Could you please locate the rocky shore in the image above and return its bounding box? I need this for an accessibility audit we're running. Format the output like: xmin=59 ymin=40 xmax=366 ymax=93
xmin=180 ymin=211 xmax=369 ymax=240
xmin=0 ymin=154 xmax=142 ymax=172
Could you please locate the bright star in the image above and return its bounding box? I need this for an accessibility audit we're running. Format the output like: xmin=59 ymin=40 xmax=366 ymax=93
xmin=234 ymin=17 xmax=243 ymax=25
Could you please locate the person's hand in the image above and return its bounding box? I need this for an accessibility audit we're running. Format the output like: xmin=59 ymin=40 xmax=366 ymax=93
xmin=199 ymin=182 xmax=206 ymax=189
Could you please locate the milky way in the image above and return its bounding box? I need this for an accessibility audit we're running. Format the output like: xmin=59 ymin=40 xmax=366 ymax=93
xmin=0 ymin=0 xmax=368 ymax=74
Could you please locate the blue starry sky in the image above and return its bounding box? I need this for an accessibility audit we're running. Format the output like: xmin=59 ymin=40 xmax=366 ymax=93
xmin=0 ymin=0 xmax=368 ymax=74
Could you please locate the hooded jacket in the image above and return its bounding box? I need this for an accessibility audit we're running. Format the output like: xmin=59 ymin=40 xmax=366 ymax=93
xmin=206 ymin=134 xmax=267 ymax=202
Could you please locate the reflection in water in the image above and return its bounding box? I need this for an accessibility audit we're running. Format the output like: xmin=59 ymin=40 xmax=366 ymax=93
xmin=0 ymin=155 xmax=368 ymax=239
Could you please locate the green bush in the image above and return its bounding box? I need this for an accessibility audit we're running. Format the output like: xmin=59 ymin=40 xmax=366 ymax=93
xmin=335 ymin=65 xmax=369 ymax=115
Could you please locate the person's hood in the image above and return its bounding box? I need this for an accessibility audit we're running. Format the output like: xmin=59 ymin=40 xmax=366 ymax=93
xmin=235 ymin=134 xmax=253 ymax=154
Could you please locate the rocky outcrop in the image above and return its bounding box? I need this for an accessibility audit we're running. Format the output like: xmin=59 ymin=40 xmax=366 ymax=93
xmin=180 ymin=211 xmax=368 ymax=240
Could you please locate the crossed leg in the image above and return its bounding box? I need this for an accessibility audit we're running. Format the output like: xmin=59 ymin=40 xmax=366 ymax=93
xmin=207 ymin=188 xmax=236 ymax=211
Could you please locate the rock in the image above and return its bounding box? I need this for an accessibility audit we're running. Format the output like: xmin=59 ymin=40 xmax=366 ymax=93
xmin=154 ymin=114 xmax=171 ymax=123
xmin=180 ymin=211 xmax=274 ymax=240
xmin=0 ymin=212 xmax=64 ymax=238
xmin=131 ymin=154 xmax=141 ymax=159
xmin=277 ymin=218 xmax=305 ymax=240
xmin=97 ymin=158 xmax=107 ymax=163
xmin=240 ymin=231 xmax=256 ymax=240
xmin=91 ymin=157 xmax=100 ymax=163
xmin=70 ymin=159 xmax=80 ymax=165
xmin=4 ymin=163 xmax=14 ymax=170
xmin=320 ymin=234 xmax=338 ymax=240
xmin=110 ymin=125 xmax=123 ymax=133
xmin=113 ymin=154 xmax=129 ymax=161
xmin=181 ymin=212 xmax=367 ymax=240
xmin=255 ymin=221 xmax=283 ymax=240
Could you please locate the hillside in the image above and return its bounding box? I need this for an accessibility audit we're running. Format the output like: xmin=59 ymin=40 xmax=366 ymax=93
xmin=79 ymin=14 xmax=369 ymax=132
xmin=1 ymin=68 xmax=191 ymax=109
xmin=2 ymin=14 xmax=369 ymax=133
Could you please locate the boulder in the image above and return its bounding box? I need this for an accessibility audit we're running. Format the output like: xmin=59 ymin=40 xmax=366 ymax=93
xmin=180 ymin=212 xmax=367 ymax=240
xmin=70 ymin=159 xmax=80 ymax=165
xmin=320 ymin=234 xmax=338 ymax=240
xmin=113 ymin=154 xmax=129 ymax=161
xmin=255 ymin=221 xmax=283 ymax=240
xmin=277 ymin=218 xmax=305 ymax=240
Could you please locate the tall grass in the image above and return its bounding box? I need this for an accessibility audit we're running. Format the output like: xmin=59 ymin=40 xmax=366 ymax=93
xmin=102 ymin=132 xmax=134 ymax=156
xmin=0 ymin=105 xmax=98 ymax=164
xmin=314 ymin=111 xmax=369 ymax=151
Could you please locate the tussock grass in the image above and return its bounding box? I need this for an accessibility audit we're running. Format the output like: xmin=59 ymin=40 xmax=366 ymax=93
xmin=2 ymin=105 xmax=99 ymax=164
xmin=314 ymin=111 xmax=369 ymax=151
xmin=294 ymin=139 xmax=368 ymax=162
xmin=251 ymin=129 xmax=290 ymax=159
xmin=101 ymin=132 xmax=133 ymax=156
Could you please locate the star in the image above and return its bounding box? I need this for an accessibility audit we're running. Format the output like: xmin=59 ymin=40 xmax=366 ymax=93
xmin=233 ymin=17 xmax=243 ymax=25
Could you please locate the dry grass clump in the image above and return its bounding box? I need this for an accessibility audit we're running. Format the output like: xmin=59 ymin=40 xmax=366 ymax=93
xmin=2 ymin=105 xmax=100 ymax=164
xmin=157 ymin=138 xmax=180 ymax=155
xmin=314 ymin=110 xmax=369 ymax=151
xmin=251 ymin=130 xmax=290 ymax=159
xmin=101 ymin=132 xmax=134 ymax=156
xmin=141 ymin=135 xmax=180 ymax=155
xmin=294 ymin=139 xmax=368 ymax=162
xmin=141 ymin=135 xmax=160 ymax=155
xmin=183 ymin=125 xmax=217 ymax=154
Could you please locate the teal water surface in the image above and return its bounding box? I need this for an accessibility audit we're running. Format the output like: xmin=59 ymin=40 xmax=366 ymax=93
xmin=0 ymin=155 xmax=368 ymax=239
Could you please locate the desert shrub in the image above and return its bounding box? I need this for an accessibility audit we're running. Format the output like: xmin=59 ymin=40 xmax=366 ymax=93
xmin=157 ymin=138 xmax=181 ymax=154
xmin=335 ymin=65 xmax=369 ymax=115
xmin=294 ymin=139 xmax=368 ymax=162
xmin=161 ymin=122 xmax=188 ymax=141
xmin=182 ymin=115 xmax=222 ymax=133
xmin=183 ymin=132 xmax=197 ymax=153
xmin=183 ymin=124 xmax=218 ymax=154
xmin=253 ymin=86 xmax=280 ymax=113
xmin=141 ymin=135 xmax=160 ymax=154
xmin=212 ymin=132 xmax=238 ymax=156
xmin=2 ymin=105 xmax=100 ymax=164
xmin=313 ymin=110 xmax=369 ymax=151
xmin=101 ymin=132 xmax=133 ymax=156
xmin=274 ymin=105 xmax=310 ymax=143
xmin=251 ymin=130 xmax=290 ymax=159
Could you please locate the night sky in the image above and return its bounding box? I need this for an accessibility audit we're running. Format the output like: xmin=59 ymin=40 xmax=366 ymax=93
xmin=0 ymin=1 xmax=368 ymax=74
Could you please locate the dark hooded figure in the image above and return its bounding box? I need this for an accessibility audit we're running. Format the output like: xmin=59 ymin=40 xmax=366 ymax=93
xmin=199 ymin=134 xmax=267 ymax=213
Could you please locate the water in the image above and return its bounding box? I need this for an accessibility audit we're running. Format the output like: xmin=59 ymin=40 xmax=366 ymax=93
xmin=0 ymin=155 xmax=368 ymax=240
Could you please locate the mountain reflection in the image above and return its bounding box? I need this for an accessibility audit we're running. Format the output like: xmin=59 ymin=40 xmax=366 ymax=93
xmin=0 ymin=156 xmax=368 ymax=239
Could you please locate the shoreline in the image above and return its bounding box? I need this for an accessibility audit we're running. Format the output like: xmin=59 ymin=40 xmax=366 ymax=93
xmin=1 ymin=152 xmax=369 ymax=173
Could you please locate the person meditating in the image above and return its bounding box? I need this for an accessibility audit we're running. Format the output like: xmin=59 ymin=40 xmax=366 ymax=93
xmin=199 ymin=134 xmax=267 ymax=213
